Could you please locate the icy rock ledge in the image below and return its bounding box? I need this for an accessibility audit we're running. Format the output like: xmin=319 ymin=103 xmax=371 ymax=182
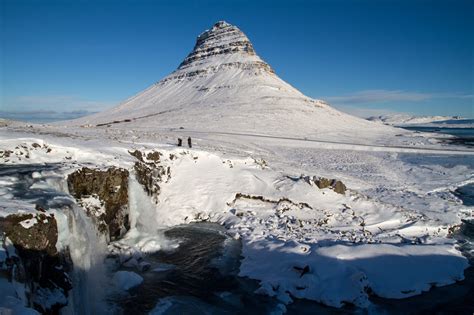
xmin=0 ymin=212 xmax=72 ymax=313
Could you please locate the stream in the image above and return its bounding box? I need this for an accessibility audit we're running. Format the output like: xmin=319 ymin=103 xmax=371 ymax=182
xmin=114 ymin=223 xmax=280 ymax=314
xmin=112 ymin=220 xmax=474 ymax=315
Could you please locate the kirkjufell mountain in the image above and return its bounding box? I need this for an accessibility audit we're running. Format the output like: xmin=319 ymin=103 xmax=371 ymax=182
xmin=2 ymin=17 xmax=473 ymax=315
xmin=74 ymin=21 xmax=393 ymax=140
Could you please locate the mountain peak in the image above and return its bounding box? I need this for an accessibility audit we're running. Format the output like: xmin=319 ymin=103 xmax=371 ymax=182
xmin=212 ymin=20 xmax=232 ymax=29
xmin=176 ymin=21 xmax=273 ymax=75
xmin=73 ymin=20 xmax=378 ymax=142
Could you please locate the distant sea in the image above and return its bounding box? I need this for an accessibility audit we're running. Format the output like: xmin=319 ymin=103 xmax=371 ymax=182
xmin=401 ymin=118 xmax=474 ymax=208
xmin=400 ymin=119 xmax=474 ymax=147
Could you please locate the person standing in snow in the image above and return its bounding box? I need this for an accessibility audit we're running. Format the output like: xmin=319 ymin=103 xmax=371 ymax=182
xmin=177 ymin=138 xmax=182 ymax=146
xmin=187 ymin=137 xmax=192 ymax=148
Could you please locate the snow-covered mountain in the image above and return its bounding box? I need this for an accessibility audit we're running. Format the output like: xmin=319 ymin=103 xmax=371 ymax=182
xmin=73 ymin=21 xmax=394 ymax=140
xmin=367 ymin=114 xmax=465 ymax=126
xmin=3 ymin=19 xmax=474 ymax=315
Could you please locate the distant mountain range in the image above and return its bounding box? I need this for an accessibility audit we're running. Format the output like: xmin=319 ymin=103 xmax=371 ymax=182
xmin=367 ymin=114 xmax=471 ymax=127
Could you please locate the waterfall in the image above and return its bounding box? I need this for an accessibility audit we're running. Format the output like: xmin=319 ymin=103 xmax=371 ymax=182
xmin=61 ymin=204 xmax=109 ymax=315
xmin=118 ymin=175 xmax=177 ymax=254
xmin=60 ymin=174 xmax=175 ymax=314
xmin=128 ymin=175 xmax=160 ymax=234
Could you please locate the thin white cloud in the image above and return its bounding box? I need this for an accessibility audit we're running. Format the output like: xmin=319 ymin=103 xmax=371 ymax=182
xmin=0 ymin=109 xmax=98 ymax=123
xmin=0 ymin=94 xmax=116 ymax=122
xmin=2 ymin=95 xmax=116 ymax=112
xmin=323 ymin=89 xmax=473 ymax=105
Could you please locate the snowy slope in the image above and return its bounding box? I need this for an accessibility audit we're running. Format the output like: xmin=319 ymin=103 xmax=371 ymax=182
xmin=71 ymin=21 xmax=397 ymax=141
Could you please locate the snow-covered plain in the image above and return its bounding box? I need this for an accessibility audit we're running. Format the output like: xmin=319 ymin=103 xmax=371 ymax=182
xmin=0 ymin=125 xmax=472 ymax=311
xmin=1 ymin=20 xmax=473 ymax=313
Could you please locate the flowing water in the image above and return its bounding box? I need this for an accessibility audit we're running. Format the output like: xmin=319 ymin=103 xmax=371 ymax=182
xmin=0 ymin=164 xmax=110 ymax=314
xmin=64 ymin=203 xmax=109 ymax=315
xmin=114 ymin=223 xmax=280 ymax=314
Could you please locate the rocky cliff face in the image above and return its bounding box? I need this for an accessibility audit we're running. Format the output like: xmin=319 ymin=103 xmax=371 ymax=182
xmin=67 ymin=167 xmax=130 ymax=240
xmin=175 ymin=21 xmax=274 ymax=76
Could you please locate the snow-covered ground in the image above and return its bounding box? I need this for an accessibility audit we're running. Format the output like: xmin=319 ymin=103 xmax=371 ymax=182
xmin=0 ymin=122 xmax=473 ymax=312
xmin=1 ymin=20 xmax=473 ymax=313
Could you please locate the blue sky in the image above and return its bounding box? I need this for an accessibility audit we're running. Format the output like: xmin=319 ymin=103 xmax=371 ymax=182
xmin=1 ymin=0 xmax=473 ymax=121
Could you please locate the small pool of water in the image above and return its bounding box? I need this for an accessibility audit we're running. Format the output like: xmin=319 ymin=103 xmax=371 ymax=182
xmin=115 ymin=223 xmax=281 ymax=314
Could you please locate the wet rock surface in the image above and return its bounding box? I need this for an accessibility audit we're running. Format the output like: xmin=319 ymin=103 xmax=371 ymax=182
xmin=0 ymin=213 xmax=58 ymax=256
xmin=0 ymin=212 xmax=72 ymax=314
xmin=67 ymin=167 xmax=130 ymax=240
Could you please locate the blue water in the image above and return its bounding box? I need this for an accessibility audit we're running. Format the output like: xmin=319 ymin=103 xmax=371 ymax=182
xmin=432 ymin=119 xmax=474 ymax=125
xmin=401 ymin=126 xmax=474 ymax=138
xmin=401 ymin=121 xmax=474 ymax=147
xmin=455 ymin=184 xmax=474 ymax=207
xmin=400 ymin=129 xmax=474 ymax=231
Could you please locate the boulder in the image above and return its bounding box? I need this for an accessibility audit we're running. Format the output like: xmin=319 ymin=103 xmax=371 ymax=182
xmin=314 ymin=177 xmax=332 ymax=190
xmin=331 ymin=180 xmax=347 ymax=195
xmin=312 ymin=176 xmax=347 ymax=195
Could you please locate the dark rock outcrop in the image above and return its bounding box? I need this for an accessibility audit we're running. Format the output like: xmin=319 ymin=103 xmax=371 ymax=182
xmin=146 ymin=151 xmax=161 ymax=162
xmin=0 ymin=213 xmax=58 ymax=256
xmin=315 ymin=177 xmax=346 ymax=194
xmin=299 ymin=175 xmax=347 ymax=195
xmin=67 ymin=167 xmax=130 ymax=240
xmin=0 ymin=212 xmax=72 ymax=313
xmin=130 ymin=150 xmax=168 ymax=203
xmin=129 ymin=149 xmax=144 ymax=162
